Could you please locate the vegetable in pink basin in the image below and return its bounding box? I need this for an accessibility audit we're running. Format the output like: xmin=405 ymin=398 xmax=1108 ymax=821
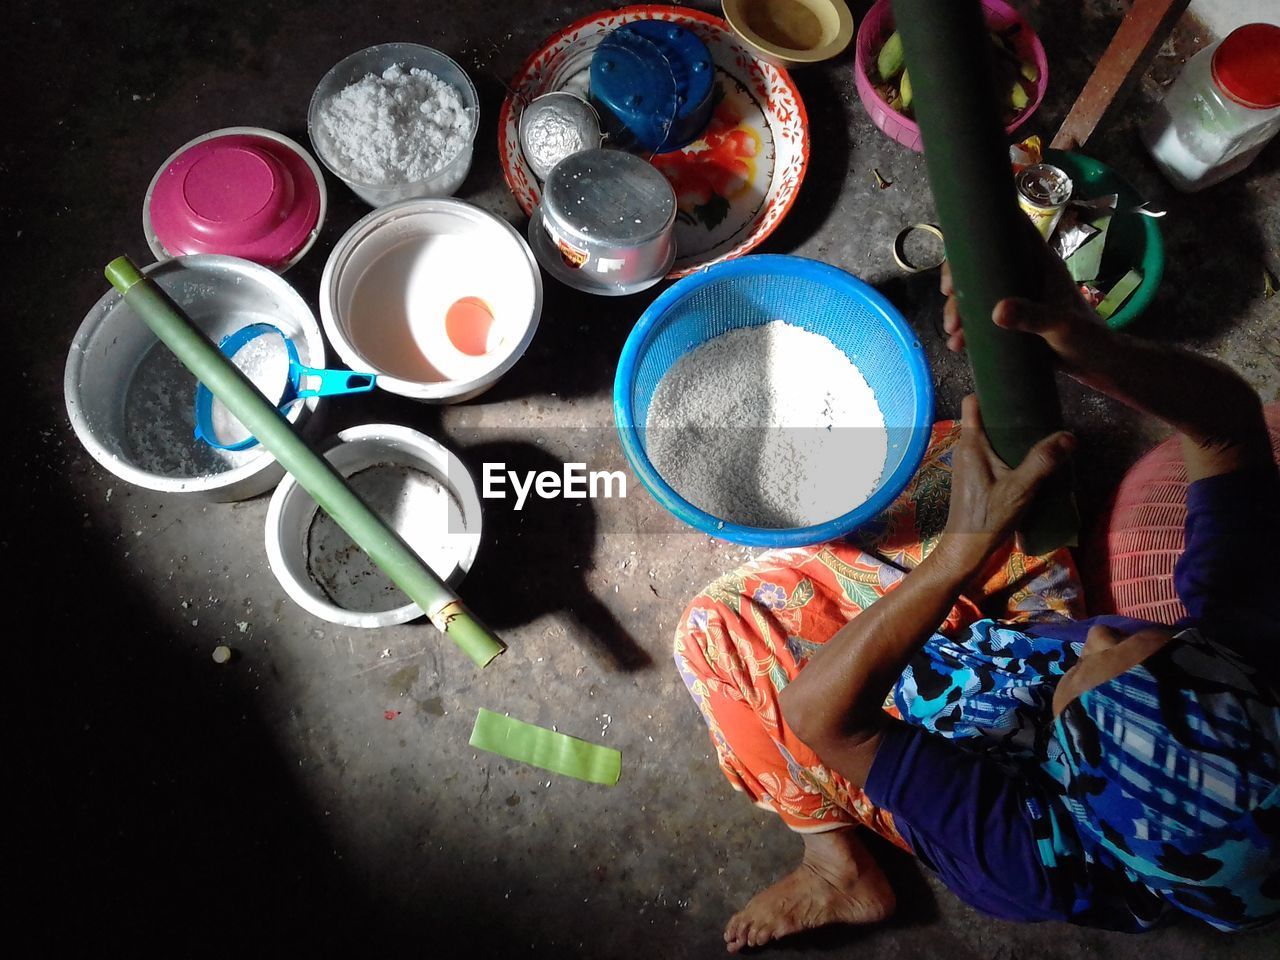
xmin=854 ymin=0 xmax=1048 ymax=152
xmin=143 ymin=127 xmax=327 ymax=272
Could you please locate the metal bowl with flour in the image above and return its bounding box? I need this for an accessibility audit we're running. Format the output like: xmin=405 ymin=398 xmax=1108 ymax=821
xmin=65 ymin=255 xmax=327 ymax=501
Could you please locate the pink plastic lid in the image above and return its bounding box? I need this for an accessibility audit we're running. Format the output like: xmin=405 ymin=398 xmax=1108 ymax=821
xmin=147 ymin=131 xmax=323 ymax=270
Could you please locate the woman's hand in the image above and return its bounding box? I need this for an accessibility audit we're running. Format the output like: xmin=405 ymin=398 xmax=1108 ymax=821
xmin=936 ymin=394 xmax=1076 ymax=575
xmin=940 ymin=223 xmax=1103 ymax=370
xmin=781 ymin=395 xmax=1072 ymax=783
xmin=941 ymin=218 xmax=1267 ymax=483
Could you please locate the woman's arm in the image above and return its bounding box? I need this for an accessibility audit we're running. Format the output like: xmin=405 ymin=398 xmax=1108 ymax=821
xmin=942 ymin=226 xmax=1271 ymax=482
xmin=777 ymin=546 xmax=972 ymax=786
xmin=778 ymin=396 xmax=1074 ymax=786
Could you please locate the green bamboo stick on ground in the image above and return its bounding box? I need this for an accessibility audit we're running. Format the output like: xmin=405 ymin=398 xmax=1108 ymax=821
xmin=104 ymin=256 xmax=504 ymax=668
xmin=892 ymin=0 xmax=1079 ymax=554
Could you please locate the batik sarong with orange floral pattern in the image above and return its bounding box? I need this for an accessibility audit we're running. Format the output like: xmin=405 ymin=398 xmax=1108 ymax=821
xmin=673 ymin=421 xmax=1085 ymax=846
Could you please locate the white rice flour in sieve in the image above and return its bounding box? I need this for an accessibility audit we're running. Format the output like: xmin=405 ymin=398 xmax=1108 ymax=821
xmin=317 ymin=64 xmax=472 ymax=184
xmin=208 ymin=332 xmax=293 ymax=447
xmin=645 ymin=321 xmax=888 ymax=528
xmin=306 ymin=464 xmax=467 ymax=613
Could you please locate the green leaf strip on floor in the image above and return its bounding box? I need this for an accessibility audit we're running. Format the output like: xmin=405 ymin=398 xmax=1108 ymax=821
xmin=469 ymin=708 xmax=622 ymax=786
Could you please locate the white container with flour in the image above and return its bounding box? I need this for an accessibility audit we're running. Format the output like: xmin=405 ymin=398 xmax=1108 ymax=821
xmin=1141 ymin=23 xmax=1280 ymax=192
xmin=308 ymin=43 xmax=480 ymax=206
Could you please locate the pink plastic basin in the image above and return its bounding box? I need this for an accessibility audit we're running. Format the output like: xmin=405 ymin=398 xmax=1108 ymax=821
xmin=1083 ymin=404 xmax=1280 ymax=623
xmin=144 ymin=127 xmax=326 ymax=272
xmin=854 ymin=0 xmax=1048 ymax=152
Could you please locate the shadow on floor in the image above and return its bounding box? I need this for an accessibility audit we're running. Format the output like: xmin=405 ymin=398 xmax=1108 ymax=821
xmin=9 ymin=425 xmax=613 ymax=955
xmin=1127 ymin=165 xmax=1273 ymax=344
xmin=478 ymin=273 xmax=663 ymax=404
xmin=306 ymin=382 xmax=447 ymax=440
xmin=10 ymin=454 xmax=352 ymax=951
xmin=457 ymin=438 xmax=652 ymax=672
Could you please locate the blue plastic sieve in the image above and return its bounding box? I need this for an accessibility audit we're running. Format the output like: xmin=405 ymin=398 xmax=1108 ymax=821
xmin=194 ymin=322 xmax=376 ymax=451
xmin=613 ymin=255 xmax=934 ymax=547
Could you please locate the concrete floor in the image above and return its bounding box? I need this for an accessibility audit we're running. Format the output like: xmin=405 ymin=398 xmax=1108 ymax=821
xmin=12 ymin=0 xmax=1279 ymax=955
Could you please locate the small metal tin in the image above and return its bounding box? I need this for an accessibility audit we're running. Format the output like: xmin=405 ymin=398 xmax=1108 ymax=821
xmin=518 ymin=92 xmax=603 ymax=181
xmin=1016 ymin=163 xmax=1074 ymax=238
xmin=531 ymin=148 xmax=677 ymax=295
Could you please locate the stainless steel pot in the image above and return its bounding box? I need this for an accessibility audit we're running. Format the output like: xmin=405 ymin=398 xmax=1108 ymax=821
xmin=65 ymin=255 xmax=326 ymax=501
xmin=529 ymin=148 xmax=677 ymax=296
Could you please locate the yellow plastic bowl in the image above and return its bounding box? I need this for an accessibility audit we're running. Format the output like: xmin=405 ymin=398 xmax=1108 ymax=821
xmin=722 ymin=0 xmax=853 ymax=67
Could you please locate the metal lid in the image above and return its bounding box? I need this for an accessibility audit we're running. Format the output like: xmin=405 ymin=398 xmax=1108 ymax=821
xmin=518 ymin=92 xmax=603 ymax=181
xmin=1015 ymin=163 xmax=1072 ymax=206
xmin=541 ymin=148 xmax=676 ymax=248
xmin=144 ymin=128 xmax=326 ymax=272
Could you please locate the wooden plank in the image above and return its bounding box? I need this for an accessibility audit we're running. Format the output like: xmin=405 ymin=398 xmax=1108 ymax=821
xmin=1051 ymin=0 xmax=1191 ymax=151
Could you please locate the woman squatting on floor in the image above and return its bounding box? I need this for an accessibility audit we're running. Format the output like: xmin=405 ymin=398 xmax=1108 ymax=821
xmin=676 ymin=235 xmax=1280 ymax=952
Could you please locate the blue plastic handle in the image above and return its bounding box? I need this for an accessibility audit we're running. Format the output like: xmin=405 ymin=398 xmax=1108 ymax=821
xmin=291 ymin=366 xmax=376 ymax=399
xmin=193 ymin=324 xmax=378 ymax=451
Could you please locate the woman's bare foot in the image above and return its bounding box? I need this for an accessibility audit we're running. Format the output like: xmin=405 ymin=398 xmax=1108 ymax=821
xmin=723 ymin=828 xmax=894 ymax=954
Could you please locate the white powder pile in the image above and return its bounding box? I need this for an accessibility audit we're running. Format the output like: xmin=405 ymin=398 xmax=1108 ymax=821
xmin=208 ymin=333 xmax=292 ymax=447
xmin=317 ymin=64 xmax=472 ymax=184
xmin=645 ymin=321 xmax=888 ymax=528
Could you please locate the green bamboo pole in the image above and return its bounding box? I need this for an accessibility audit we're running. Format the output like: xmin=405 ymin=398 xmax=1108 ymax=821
xmin=105 ymin=256 xmax=504 ymax=667
xmin=892 ymin=0 xmax=1078 ymax=554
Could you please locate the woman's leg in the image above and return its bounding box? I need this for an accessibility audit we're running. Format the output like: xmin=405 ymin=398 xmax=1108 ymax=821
xmin=722 ymin=828 xmax=894 ymax=953
xmin=676 ymin=556 xmax=903 ymax=952
xmin=674 ymin=545 xmax=927 ymax=845
xmin=676 ymin=542 xmax=966 ymax=951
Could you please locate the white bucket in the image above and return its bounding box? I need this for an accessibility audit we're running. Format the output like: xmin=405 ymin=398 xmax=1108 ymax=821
xmin=320 ymin=198 xmax=542 ymax=403
xmin=64 ymin=255 xmax=326 ymax=501
xmin=264 ymin=423 xmax=483 ymax=628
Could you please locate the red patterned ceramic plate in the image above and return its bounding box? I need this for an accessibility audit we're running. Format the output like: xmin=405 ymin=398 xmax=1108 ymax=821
xmin=498 ymin=4 xmax=809 ymax=279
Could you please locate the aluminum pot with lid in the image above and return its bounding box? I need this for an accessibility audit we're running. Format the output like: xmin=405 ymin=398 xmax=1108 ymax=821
xmin=529 ymin=148 xmax=677 ymax=296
